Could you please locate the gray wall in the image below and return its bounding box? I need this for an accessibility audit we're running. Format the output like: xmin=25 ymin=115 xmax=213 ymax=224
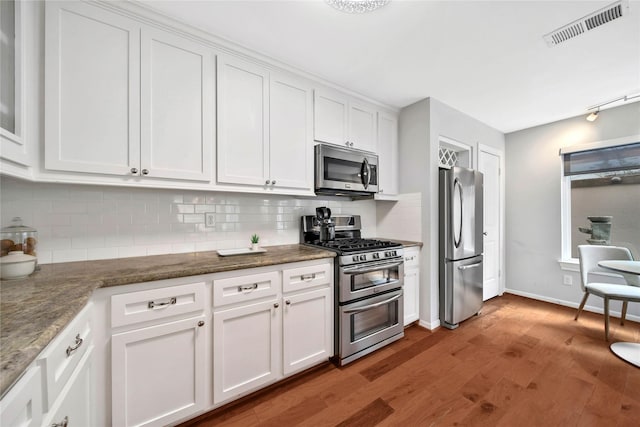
xmin=505 ymin=101 xmax=640 ymax=319
xmin=399 ymin=97 xmax=505 ymax=328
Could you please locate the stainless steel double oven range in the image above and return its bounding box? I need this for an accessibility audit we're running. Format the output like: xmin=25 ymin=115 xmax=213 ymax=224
xmin=301 ymin=214 xmax=404 ymax=365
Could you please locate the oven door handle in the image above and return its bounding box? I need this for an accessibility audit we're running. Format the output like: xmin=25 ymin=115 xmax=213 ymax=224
xmin=343 ymin=293 xmax=402 ymax=314
xmin=343 ymin=261 xmax=403 ymax=275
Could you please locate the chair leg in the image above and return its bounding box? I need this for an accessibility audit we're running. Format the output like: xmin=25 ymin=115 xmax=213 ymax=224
xmin=604 ymin=297 xmax=610 ymax=341
xmin=575 ymin=292 xmax=589 ymax=320
xmin=621 ymin=301 xmax=628 ymax=326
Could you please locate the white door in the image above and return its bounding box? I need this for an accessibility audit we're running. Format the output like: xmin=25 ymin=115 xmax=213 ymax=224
xmin=217 ymin=56 xmax=269 ymax=186
xmin=478 ymin=145 xmax=503 ymax=301
xmin=213 ymin=299 xmax=281 ymax=404
xmin=140 ymin=28 xmax=213 ymax=181
xmin=45 ymin=2 xmax=140 ymax=176
xmin=111 ymin=316 xmax=206 ymax=427
xmin=269 ymin=73 xmax=313 ymax=191
xmin=377 ymin=112 xmax=399 ymax=196
xmin=282 ymin=287 xmax=332 ymax=376
xmin=313 ymin=90 xmax=348 ymax=146
xmin=348 ymin=102 xmax=377 ymax=152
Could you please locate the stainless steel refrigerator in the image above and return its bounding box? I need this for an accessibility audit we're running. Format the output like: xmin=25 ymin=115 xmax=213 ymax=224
xmin=439 ymin=166 xmax=484 ymax=329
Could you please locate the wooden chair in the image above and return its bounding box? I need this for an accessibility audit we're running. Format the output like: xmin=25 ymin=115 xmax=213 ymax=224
xmin=576 ymin=245 xmax=640 ymax=341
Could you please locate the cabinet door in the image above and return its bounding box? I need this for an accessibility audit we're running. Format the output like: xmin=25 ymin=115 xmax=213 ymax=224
xmin=213 ymin=299 xmax=281 ymax=404
xmin=313 ymin=90 xmax=348 ymax=146
xmin=45 ymin=1 xmax=140 ymax=176
xmin=348 ymin=101 xmax=377 ymax=152
xmin=282 ymin=287 xmax=332 ymax=376
xmin=112 ymin=316 xmax=206 ymax=427
xmin=0 ymin=367 xmax=42 ymax=427
xmin=44 ymin=347 xmax=93 ymax=427
xmin=217 ymin=56 xmax=269 ymax=186
xmin=269 ymin=73 xmax=313 ymax=191
xmin=403 ymin=268 xmax=419 ymax=325
xmin=377 ymin=112 xmax=399 ymax=196
xmin=140 ymin=28 xmax=214 ymax=181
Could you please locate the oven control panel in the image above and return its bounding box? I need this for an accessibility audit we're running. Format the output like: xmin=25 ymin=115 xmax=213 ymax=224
xmin=341 ymin=248 xmax=404 ymax=266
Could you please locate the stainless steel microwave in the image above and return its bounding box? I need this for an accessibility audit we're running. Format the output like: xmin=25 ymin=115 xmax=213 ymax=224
xmin=314 ymin=144 xmax=378 ymax=196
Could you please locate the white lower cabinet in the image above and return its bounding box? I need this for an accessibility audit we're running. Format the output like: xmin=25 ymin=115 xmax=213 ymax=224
xmin=403 ymin=247 xmax=421 ymax=326
xmin=43 ymin=347 xmax=94 ymax=427
xmin=111 ymin=316 xmax=206 ymax=427
xmin=0 ymin=367 xmax=42 ymax=427
xmin=212 ymin=299 xmax=281 ymax=404
xmin=212 ymin=260 xmax=333 ymax=405
xmin=282 ymin=287 xmax=332 ymax=376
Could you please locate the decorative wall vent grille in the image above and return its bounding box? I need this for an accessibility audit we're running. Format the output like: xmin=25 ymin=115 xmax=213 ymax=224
xmin=439 ymin=147 xmax=458 ymax=169
xmin=543 ymin=0 xmax=628 ymax=47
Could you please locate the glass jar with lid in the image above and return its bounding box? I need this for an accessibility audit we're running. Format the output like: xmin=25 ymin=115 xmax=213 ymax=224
xmin=1 ymin=217 xmax=38 ymax=264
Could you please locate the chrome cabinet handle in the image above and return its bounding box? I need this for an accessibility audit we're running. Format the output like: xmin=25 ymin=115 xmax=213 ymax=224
xmin=458 ymin=261 xmax=482 ymax=271
xmin=271 ymin=180 xmax=276 ymax=185
xmin=66 ymin=334 xmax=83 ymax=357
xmin=345 ymin=141 xmax=350 ymax=147
xmin=198 ymin=320 xmax=205 ymax=327
xmin=301 ymin=273 xmax=316 ymax=281
xmin=265 ymin=180 xmax=271 ymax=185
xmin=130 ymin=168 xmax=138 ymax=174
xmin=141 ymin=169 xmax=149 ymax=175
xmin=238 ymin=283 xmax=258 ymax=292
xmin=274 ymin=302 xmax=279 ymax=308
xmin=148 ymin=297 xmax=176 ymax=309
xmin=285 ymin=300 xmax=291 ymax=305
xmin=483 ymin=232 xmax=488 ymax=236
xmin=51 ymin=416 xmax=69 ymax=427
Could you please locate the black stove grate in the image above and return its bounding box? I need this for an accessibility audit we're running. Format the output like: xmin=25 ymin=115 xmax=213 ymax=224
xmin=311 ymin=238 xmax=401 ymax=253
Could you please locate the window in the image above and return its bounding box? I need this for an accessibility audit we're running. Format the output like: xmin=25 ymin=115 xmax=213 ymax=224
xmin=561 ymin=136 xmax=640 ymax=260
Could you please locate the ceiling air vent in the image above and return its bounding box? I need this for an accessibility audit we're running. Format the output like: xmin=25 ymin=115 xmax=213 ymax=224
xmin=543 ymin=0 xmax=629 ymax=47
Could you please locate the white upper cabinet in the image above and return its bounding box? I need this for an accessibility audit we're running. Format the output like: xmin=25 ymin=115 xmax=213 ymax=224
xmin=217 ymin=56 xmax=313 ymax=193
xmin=45 ymin=1 xmax=140 ymax=176
xmin=376 ymin=112 xmax=399 ymax=197
xmin=217 ymin=56 xmax=269 ymax=186
xmin=313 ymin=90 xmax=377 ymax=153
xmin=45 ymin=2 xmax=213 ymax=182
xmin=140 ymin=28 xmax=214 ymax=181
xmin=269 ymin=73 xmax=313 ymax=191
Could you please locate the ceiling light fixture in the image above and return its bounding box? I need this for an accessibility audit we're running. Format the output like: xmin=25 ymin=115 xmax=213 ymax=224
xmin=585 ymin=92 xmax=640 ymax=121
xmin=326 ymin=0 xmax=390 ymax=14
xmin=586 ymin=109 xmax=599 ymax=122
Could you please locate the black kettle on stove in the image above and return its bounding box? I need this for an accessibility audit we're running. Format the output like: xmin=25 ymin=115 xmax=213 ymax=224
xmin=316 ymin=207 xmax=335 ymax=242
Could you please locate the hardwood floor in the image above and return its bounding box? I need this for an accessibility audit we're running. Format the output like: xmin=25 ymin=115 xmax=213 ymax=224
xmin=182 ymin=294 xmax=640 ymax=427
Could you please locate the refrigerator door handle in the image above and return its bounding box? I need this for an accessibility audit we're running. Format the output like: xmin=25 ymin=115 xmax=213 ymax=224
xmin=458 ymin=261 xmax=482 ymax=271
xmin=453 ymin=178 xmax=463 ymax=248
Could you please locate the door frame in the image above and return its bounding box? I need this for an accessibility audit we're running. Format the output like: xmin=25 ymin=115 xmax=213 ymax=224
xmin=478 ymin=143 xmax=505 ymax=297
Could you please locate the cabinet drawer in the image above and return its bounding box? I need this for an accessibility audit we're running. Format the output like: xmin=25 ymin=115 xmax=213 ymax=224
xmin=38 ymin=303 xmax=92 ymax=411
xmin=283 ymin=263 xmax=332 ymax=294
xmin=111 ymin=282 xmax=205 ymax=328
xmin=213 ymin=271 xmax=279 ymax=308
xmin=404 ymin=249 xmax=420 ymax=270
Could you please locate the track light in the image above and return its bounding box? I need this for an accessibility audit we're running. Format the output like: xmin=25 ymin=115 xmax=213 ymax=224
xmin=586 ymin=109 xmax=599 ymax=122
xmin=585 ymin=91 xmax=640 ymax=122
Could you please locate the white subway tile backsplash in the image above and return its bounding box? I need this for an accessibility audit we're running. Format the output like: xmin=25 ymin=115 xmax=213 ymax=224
xmin=1 ymin=177 xmax=378 ymax=264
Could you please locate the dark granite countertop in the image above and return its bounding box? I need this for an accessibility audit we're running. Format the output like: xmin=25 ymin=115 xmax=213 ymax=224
xmin=0 ymin=244 xmax=335 ymax=397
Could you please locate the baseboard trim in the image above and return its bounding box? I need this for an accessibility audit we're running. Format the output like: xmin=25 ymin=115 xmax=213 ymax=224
xmin=419 ymin=318 xmax=440 ymax=330
xmin=504 ymin=288 xmax=640 ymax=323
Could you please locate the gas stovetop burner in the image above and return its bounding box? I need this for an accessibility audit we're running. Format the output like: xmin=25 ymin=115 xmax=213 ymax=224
xmin=312 ymin=238 xmax=402 ymax=253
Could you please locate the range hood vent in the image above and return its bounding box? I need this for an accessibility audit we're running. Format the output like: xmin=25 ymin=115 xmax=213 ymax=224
xmin=543 ymin=0 xmax=628 ymax=47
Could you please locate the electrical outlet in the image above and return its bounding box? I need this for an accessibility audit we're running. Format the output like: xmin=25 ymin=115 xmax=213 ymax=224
xmin=205 ymin=212 xmax=215 ymax=228
xmin=563 ymin=275 xmax=573 ymax=286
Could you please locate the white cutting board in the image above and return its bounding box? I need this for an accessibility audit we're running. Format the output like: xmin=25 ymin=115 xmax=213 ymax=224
xmin=217 ymin=248 xmax=267 ymax=256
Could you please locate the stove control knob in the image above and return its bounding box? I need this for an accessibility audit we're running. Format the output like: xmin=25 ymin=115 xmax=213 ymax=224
xmin=352 ymin=256 xmax=359 ymax=262
xmin=373 ymin=253 xmax=379 ymax=259
xmin=359 ymin=255 xmax=366 ymax=261
xmin=392 ymin=250 xmax=397 ymax=256
xmin=384 ymin=252 xmax=390 ymax=257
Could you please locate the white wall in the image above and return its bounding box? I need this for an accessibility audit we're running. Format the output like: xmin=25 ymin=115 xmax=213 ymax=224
xmin=505 ymin=101 xmax=640 ymax=320
xmin=0 ymin=176 xmax=377 ymax=264
xmin=399 ymin=97 xmax=506 ymax=328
